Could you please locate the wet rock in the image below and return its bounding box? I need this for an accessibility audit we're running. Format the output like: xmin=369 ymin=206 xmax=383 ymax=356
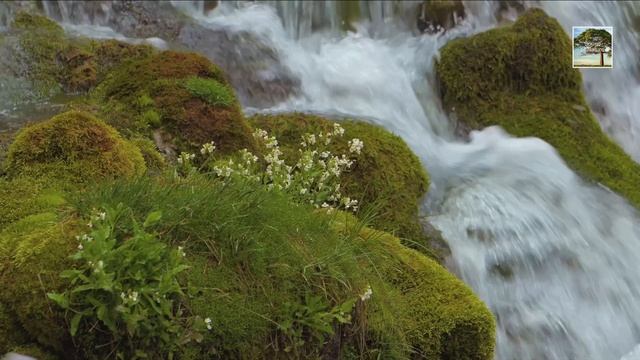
xmin=417 ymin=0 xmax=465 ymax=34
xmin=178 ymin=24 xmax=300 ymax=108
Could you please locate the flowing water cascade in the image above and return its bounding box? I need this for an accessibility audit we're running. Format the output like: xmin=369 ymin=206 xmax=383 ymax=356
xmin=6 ymin=1 xmax=640 ymax=359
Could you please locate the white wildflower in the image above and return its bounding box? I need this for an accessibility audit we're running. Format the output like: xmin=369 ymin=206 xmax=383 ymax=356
xmin=300 ymin=188 xmax=308 ymax=195
xmin=360 ymin=285 xmax=372 ymax=301
xmin=205 ymin=317 xmax=212 ymax=330
xmin=200 ymin=141 xmax=216 ymax=155
xmin=98 ymin=212 xmax=106 ymax=221
xmin=178 ymin=246 xmax=186 ymax=257
xmin=348 ymin=138 xmax=364 ymax=155
xmin=333 ymin=123 xmax=345 ymax=137
xmin=77 ymin=244 xmax=83 ymax=250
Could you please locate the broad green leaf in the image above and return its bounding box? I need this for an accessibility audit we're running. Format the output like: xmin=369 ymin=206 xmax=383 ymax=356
xmin=143 ymin=211 xmax=162 ymax=228
xmin=70 ymin=313 xmax=82 ymax=336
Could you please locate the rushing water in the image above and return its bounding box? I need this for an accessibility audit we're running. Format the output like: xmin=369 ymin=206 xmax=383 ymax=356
xmin=6 ymin=1 xmax=640 ymax=359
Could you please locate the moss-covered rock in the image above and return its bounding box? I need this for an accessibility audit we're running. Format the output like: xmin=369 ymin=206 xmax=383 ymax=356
xmin=437 ymin=8 xmax=640 ymax=207
xmin=417 ymin=0 xmax=466 ymax=34
xmin=0 ymin=301 xmax=29 ymax=355
xmin=336 ymin=214 xmax=496 ymax=359
xmin=4 ymin=110 xmax=146 ymax=183
xmin=94 ymin=51 xmax=256 ymax=155
xmin=0 ymin=212 xmax=77 ymax=352
xmin=7 ymin=12 xmax=154 ymax=96
xmin=9 ymin=11 xmax=67 ymax=95
xmin=249 ymin=113 xmax=432 ymax=250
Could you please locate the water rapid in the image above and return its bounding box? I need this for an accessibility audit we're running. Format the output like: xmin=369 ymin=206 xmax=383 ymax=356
xmin=11 ymin=1 xmax=640 ymax=359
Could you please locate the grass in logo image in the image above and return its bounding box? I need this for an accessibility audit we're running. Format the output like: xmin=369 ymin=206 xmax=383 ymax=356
xmin=572 ymin=26 xmax=613 ymax=68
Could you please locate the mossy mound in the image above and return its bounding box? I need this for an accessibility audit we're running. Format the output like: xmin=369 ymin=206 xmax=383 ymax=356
xmin=4 ymin=110 xmax=146 ymax=183
xmin=335 ymin=213 xmax=496 ymax=359
xmin=7 ymin=12 xmax=154 ymax=95
xmin=249 ymin=113 xmax=432 ymax=250
xmin=437 ymin=8 xmax=640 ymax=207
xmin=94 ymin=51 xmax=256 ymax=155
xmin=0 ymin=212 xmax=76 ymax=353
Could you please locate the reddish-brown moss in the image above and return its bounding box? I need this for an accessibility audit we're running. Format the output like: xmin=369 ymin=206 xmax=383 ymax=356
xmin=95 ymin=50 xmax=255 ymax=154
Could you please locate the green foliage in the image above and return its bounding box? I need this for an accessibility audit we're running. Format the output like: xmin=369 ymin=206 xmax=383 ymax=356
xmin=184 ymin=76 xmax=235 ymax=108
xmin=437 ymin=9 xmax=640 ymax=207
xmin=249 ymin=113 xmax=432 ymax=252
xmin=47 ymin=204 xmax=191 ymax=359
xmin=4 ymin=110 xmax=146 ymax=183
xmin=279 ymin=294 xmax=356 ymax=356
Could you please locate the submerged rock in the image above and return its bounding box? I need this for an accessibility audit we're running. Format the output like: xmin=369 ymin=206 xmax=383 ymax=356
xmin=437 ymin=8 xmax=640 ymax=207
xmin=417 ymin=0 xmax=466 ymax=34
xmin=178 ymin=24 xmax=300 ymax=109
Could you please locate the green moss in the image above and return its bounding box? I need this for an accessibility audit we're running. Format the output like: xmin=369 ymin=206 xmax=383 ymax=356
xmin=4 ymin=110 xmax=146 ymax=183
xmin=437 ymin=8 xmax=640 ymax=207
xmin=8 ymin=12 xmax=154 ymax=96
xmin=184 ymin=76 xmax=236 ymax=107
xmin=129 ymin=136 xmax=166 ymax=172
xmin=0 ymin=176 xmax=67 ymax=229
xmin=93 ymin=51 xmax=256 ymax=154
xmin=10 ymin=12 xmax=66 ymax=95
xmin=330 ymin=212 xmax=496 ymax=359
xmin=249 ymin=113 xmax=432 ymax=251
xmin=0 ymin=301 xmax=29 ymax=354
xmin=0 ymin=212 xmax=77 ymax=352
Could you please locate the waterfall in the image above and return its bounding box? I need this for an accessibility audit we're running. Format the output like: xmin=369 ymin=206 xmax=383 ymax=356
xmin=10 ymin=1 xmax=640 ymax=359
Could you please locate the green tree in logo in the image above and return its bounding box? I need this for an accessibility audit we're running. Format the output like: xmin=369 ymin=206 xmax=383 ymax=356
xmin=574 ymin=28 xmax=612 ymax=66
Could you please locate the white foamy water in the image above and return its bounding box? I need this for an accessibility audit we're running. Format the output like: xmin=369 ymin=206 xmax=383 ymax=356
xmin=10 ymin=1 xmax=640 ymax=359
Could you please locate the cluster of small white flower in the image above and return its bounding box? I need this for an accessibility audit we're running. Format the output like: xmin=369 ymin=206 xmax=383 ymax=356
xmin=360 ymin=285 xmax=373 ymax=302
xmin=207 ymin=123 xmax=364 ymax=212
xmin=177 ymin=152 xmax=196 ymax=165
xmin=348 ymin=138 xmax=364 ymax=155
xmin=120 ymin=290 xmax=140 ymax=304
xmin=204 ymin=317 xmax=212 ymax=331
xmin=177 ymin=246 xmax=186 ymax=258
xmin=200 ymin=141 xmax=216 ymax=155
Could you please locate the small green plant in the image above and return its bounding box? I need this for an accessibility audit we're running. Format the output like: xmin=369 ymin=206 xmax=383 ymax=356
xmin=278 ymin=294 xmax=357 ymax=356
xmin=47 ymin=204 xmax=195 ymax=359
xmin=184 ymin=76 xmax=235 ymax=107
